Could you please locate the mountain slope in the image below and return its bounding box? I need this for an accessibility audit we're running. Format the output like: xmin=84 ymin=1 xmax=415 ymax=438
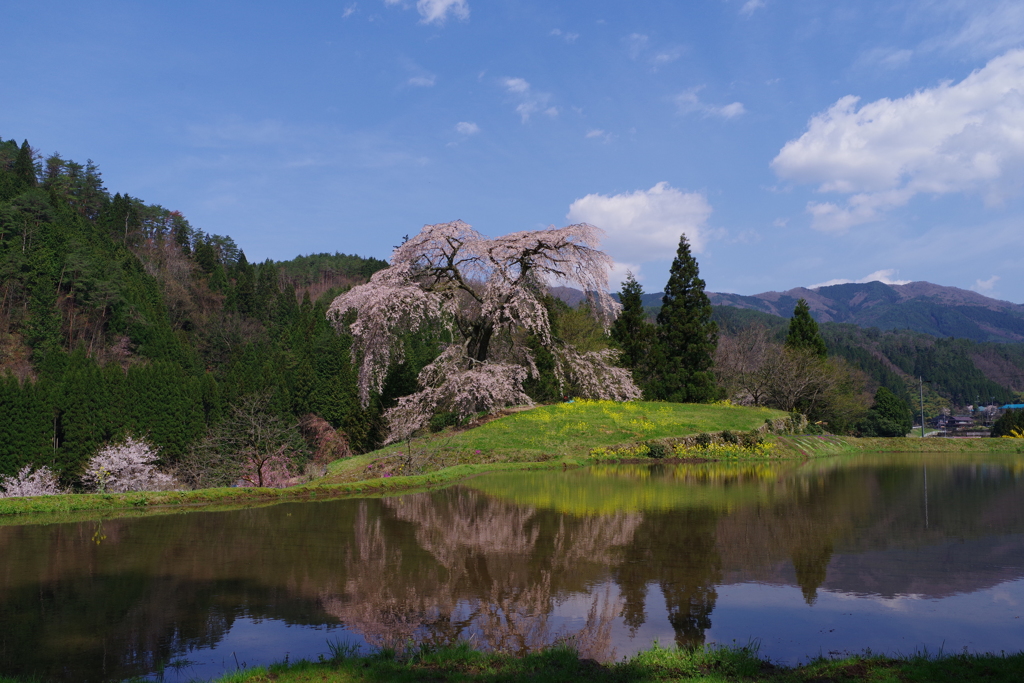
xmin=707 ymin=281 xmax=1024 ymax=343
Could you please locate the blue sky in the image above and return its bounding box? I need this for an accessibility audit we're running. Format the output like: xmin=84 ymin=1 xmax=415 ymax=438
xmin=4 ymin=1 xmax=1024 ymax=302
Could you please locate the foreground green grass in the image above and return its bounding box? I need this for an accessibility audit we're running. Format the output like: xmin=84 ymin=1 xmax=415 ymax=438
xmin=198 ymin=643 xmax=1024 ymax=683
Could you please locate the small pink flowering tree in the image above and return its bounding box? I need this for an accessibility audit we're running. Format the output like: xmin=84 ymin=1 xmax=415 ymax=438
xmin=83 ymin=436 xmax=178 ymax=493
xmin=328 ymin=221 xmax=640 ymax=441
xmin=0 ymin=465 xmax=65 ymax=498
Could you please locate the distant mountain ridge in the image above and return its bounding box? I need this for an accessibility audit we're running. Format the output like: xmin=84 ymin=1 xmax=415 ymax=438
xmin=550 ymin=280 xmax=1024 ymax=405
xmin=584 ymin=280 xmax=1024 ymax=343
xmin=706 ymin=281 xmax=1024 ymax=343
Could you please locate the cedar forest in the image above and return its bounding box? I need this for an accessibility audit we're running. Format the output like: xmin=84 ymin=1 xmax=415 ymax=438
xmin=2 ymin=137 xmax=1024 ymax=485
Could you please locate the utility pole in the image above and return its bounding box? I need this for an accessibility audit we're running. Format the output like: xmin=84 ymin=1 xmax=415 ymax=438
xmin=920 ymin=377 xmax=926 ymax=439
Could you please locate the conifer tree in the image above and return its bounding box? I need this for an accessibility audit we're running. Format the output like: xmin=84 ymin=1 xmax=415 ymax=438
xmin=653 ymin=235 xmax=718 ymax=403
xmin=14 ymin=140 xmax=36 ymax=188
xmin=232 ymin=252 xmax=255 ymax=315
xmin=786 ymin=299 xmax=827 ymax=358
xmin=610 ymin=272 xmax=656 ymax=395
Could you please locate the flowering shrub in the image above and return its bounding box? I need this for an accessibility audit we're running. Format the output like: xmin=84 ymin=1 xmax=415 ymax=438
xmin=83 ymin=436 xmax=178 ymax=493
xmin=0 ymin=465 xmax=65 ymax=498
xmin=1001 ymin=427 xmax=1024 ymax=439
xmin=589 ymin=443 xmax=652 ymax=459
xmin=589 ymin=432 xmax=775 ymax=460
xmin=672 ymin=441 xmax=776 ymax=458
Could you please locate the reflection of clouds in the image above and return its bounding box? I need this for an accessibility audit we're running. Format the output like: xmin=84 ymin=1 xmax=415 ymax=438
xmin=711 ymin=579 xmax=1024 ymax=664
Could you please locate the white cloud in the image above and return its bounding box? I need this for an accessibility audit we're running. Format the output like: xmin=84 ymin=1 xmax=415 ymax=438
xmin=624 ymin=33 xmax=649 ymax=59
xmin=342 ymin=4 xmax=357 ymax=18
xmin=938 ymin=1 xmax=1024 ymax=55
xmin=652 ymin=48 xmax=683 ymax=65
xmin=455 ymin=121 xmax=479 ymax=135
xmin=384 ymin=0 xmax=468 ymax=25
xmin=608 ymin=261 xmax=643 ymax=289
xmin=971 ymin=275 xmax=1000 ymax=292
xmin=856 ymin=47 xmax=913 ymax=70
xmin=773 ymin=49 xmax=1024 ymax=232
xmin=739 ymin=0 xmax=766 ymax=18
xmin=624 ymin=33 xmax=684 ymax=68
xmin=808 ymin=269 xmax=911 ymax=289
xmin=407 ymin=75 xmax=435 ymax=87
xmin=502 ymin=77 xmax=555 ymax=123
xmin=566 ymin=182 xmax=714 ymax=266
xmin=585 ymin=129 xmax=613 ymax=143
xmin=503 ymin=77 xmax=529 ymax=94
xmin=675 ymin=87 xmax=746 ymax=119
xmin=550 ymin=28 xmax=579 ymax=44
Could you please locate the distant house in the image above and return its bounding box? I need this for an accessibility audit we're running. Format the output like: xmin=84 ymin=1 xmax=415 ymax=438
xmin=999 ymin=404 xmax=1024 ymax=410
xmin=949 ymin=416 xmax=975 ymax=430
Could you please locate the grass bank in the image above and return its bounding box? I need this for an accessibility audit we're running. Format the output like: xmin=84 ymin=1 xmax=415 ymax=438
xmin=186 ymin=642 xmax=1024 ymax=683
xmin=2 ymin=401 xmax=1019 ymax=522
xmin=320 ymin=400 xmax=788 ymax=482
xmin=1 ymin=401 xmax=781 ymax=521
xmin=0 ymin=460 xmax=567 ymax=524
xmin=765 ymin=434 xmax=1024 ymax=458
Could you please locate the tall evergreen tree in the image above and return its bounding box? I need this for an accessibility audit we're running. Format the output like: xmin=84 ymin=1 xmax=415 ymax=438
xmin=232 ymin=251 xmax=255 ymax=315
xmin=653 ymin=235 xmax=718 ymax=403
xmin=786 ymin=298 xmax=827 ymax=358
xmin=610 ymin=272 xmax=656 ymax=395
xmin=13 ymin=140 xmax=37 ymax=188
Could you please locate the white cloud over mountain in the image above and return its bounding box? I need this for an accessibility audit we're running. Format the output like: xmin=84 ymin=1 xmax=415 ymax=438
xmin=773 ymin=49 xmax=1024 ymax=232
xmin=808 ymin=269 xmax=911 ymax=289
xmin=566 ymin=182 xmax=713 ymax=279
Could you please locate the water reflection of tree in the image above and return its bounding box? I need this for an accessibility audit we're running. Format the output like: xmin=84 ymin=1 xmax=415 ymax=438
xmin=321 ymin=491 xmax=637 ymax=660
xmin=613 ymin=508 xmax=722 ymax=647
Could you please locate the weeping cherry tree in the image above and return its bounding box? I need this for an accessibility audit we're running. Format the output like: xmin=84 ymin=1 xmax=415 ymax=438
xmin=328 ymin=220 xmax=641 ymax=441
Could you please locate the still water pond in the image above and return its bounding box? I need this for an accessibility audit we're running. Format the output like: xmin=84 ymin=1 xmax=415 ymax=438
xmin=2 ymin=452 xmax=1024 ymax=681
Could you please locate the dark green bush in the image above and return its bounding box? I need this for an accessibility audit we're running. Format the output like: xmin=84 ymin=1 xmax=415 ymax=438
xmin=429 ymin=412 xmax=461 ymax=433
xmin=644 ymin=441 xmax=669 ymax=458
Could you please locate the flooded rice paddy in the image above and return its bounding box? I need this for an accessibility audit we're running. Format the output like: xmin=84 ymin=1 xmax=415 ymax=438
xmin=2 ymin=451 xmax=1023 ymax=681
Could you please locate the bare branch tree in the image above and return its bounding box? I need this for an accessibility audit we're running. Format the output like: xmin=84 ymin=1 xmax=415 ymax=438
xmin=178 ymin=394 xmax=307 ymax=489
xmin=328 ymin=221 xmax=640 ymax=441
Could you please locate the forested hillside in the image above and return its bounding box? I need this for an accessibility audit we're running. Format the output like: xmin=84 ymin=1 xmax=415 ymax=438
xmin=0 ymin=136 xmax=393 ymax=480
xmin=710 ymin=306 xmax=1024 ymax=409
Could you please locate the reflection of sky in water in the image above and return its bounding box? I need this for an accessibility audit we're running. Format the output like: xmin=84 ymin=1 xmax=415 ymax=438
xmin=526 ymin=577 xmax=1024 ymax=665
xmin=706 ymin=579 xmax=1024 ymax=665
xmin=151 ymin=576 xmax=1024 ymax=678
xmin=146 ymin=618 xmax=355 ymax=683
